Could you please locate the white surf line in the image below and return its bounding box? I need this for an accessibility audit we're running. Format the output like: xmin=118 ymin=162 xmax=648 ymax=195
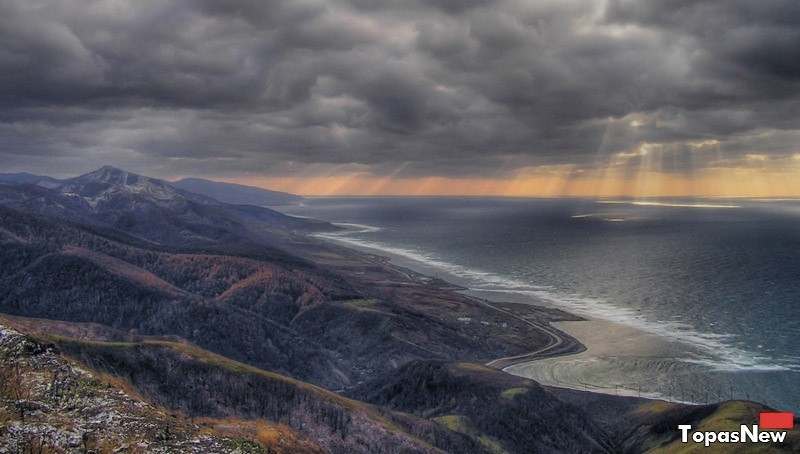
xmin=316 ymin=222 xmax=789 ymax=373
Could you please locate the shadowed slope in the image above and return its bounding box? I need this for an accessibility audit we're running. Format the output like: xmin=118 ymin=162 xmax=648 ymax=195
xmin=171 ymin=178 xmax=303 ymax=206
xmin=0 ymin=324 xmax=322 ymax=453
xmin=49 ymin=335 xmax=485 ymax=454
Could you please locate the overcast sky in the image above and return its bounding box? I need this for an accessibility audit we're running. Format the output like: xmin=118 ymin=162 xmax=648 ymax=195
xmin=1 ymin=0 xmax=799 ymax=193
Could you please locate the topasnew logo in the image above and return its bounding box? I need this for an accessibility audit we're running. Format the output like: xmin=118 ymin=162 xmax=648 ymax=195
xmin=679 ymin=412 xmax=793 ymax=447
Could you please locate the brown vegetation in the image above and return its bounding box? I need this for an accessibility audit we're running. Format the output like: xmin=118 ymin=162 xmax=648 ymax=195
xmin=0 ymin=324 xmax=321 ymax=453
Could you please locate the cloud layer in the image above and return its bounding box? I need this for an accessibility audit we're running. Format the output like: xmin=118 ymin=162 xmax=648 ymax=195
xmin=1 ymin=0 xmax=799 ymax=181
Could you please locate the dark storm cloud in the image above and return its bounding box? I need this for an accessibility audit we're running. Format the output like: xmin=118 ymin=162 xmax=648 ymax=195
xmin=0 ymin=0 xmax=799 ymax=180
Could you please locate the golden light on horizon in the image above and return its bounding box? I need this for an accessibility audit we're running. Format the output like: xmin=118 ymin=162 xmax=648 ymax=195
xmin=228 ymin=165 xmax=800 ymax=198
xmin=213 ymin=136 xmax=800 ymax=198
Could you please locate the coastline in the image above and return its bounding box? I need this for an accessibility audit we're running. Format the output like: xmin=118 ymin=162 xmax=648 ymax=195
xmin=400 ymin=251 xmax=704 ymax=402
xmin=322 ymin=237 xmax=589 ymax=361
xmin=307 ymin=234 xmax=591 ymax=367
xmin=308 ymin=228 xmax=712 ymax=404
xmin=505 ymin=319 xmax=702 ymax=401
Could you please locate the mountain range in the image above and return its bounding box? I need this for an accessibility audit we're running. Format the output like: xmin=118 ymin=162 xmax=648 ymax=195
xmin=0 ymin=166 xmax=797 ymax=453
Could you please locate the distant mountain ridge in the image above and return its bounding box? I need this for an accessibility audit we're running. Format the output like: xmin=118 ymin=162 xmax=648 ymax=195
xmin=0 ymin=167 xmax=305 ymax=207
xmin=62 ymin=165 xmax=213 ymax=204
xmin=0 ymin=171 xmax=62 ymax=188
xmin=0 ymin=165 xmax=329 ymax=246
xmin=171 ymin=177 xmax=303 ymax=206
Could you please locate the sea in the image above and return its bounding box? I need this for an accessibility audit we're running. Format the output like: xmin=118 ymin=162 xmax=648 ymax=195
xmin=277 ymin=197 xmax=800 ymax=413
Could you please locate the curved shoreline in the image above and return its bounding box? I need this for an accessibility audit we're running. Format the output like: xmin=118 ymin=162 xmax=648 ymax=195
xmin=385 ymin=260 xmax=589 ymax=369
xmin=309 ymin=231 xmax=589 ymax=368
xmin=468 ymin=295 xmax=586 ymax=369
xmin=299 ymin=219 xmax=798 ymax=413
xmin=305 ymin=230 xmax=748 ymax=407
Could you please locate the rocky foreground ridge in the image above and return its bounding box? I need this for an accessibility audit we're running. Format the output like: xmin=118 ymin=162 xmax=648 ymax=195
xmin=0 ymin=324 xmax=322 ymax=453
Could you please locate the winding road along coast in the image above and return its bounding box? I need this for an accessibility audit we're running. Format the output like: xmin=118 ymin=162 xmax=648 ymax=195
xmin=314 ymin=232 xmax=588 ymax=373
xmin=379 ymin=255 xmax=586 ymax=369
xmin=473 ymin=296 xmax=586 ymax=369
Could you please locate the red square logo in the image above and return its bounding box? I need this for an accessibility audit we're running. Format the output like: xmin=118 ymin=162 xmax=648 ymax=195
xmin=760 ymin=412 xmax=794 ymax=429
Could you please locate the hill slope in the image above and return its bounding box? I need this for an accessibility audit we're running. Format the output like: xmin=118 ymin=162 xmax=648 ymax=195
xmin=171 ymin=178 xmax=303 ymax=206
xmin=0 ymin=194 xmax=554 ymax=390
xmin=45 ymin=332 xmax=484 ymax=454
xmin=351 ymin=361 xmax=800 ymax=453
xmin=0 ymin=172 xmax=61 ymax=188
xmin=0 ymin=323 xmax=321 ymax=453
xmin=349 ymin=360 xmax=614 ymax=453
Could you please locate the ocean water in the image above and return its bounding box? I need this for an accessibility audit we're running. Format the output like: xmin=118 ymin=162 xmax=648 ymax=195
xmin=278 ymin=197 xmax=800 ymax=412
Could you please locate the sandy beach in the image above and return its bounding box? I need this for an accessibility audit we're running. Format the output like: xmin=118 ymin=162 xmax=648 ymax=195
xmin=504 ymin=318 xmax=709 ymax=401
